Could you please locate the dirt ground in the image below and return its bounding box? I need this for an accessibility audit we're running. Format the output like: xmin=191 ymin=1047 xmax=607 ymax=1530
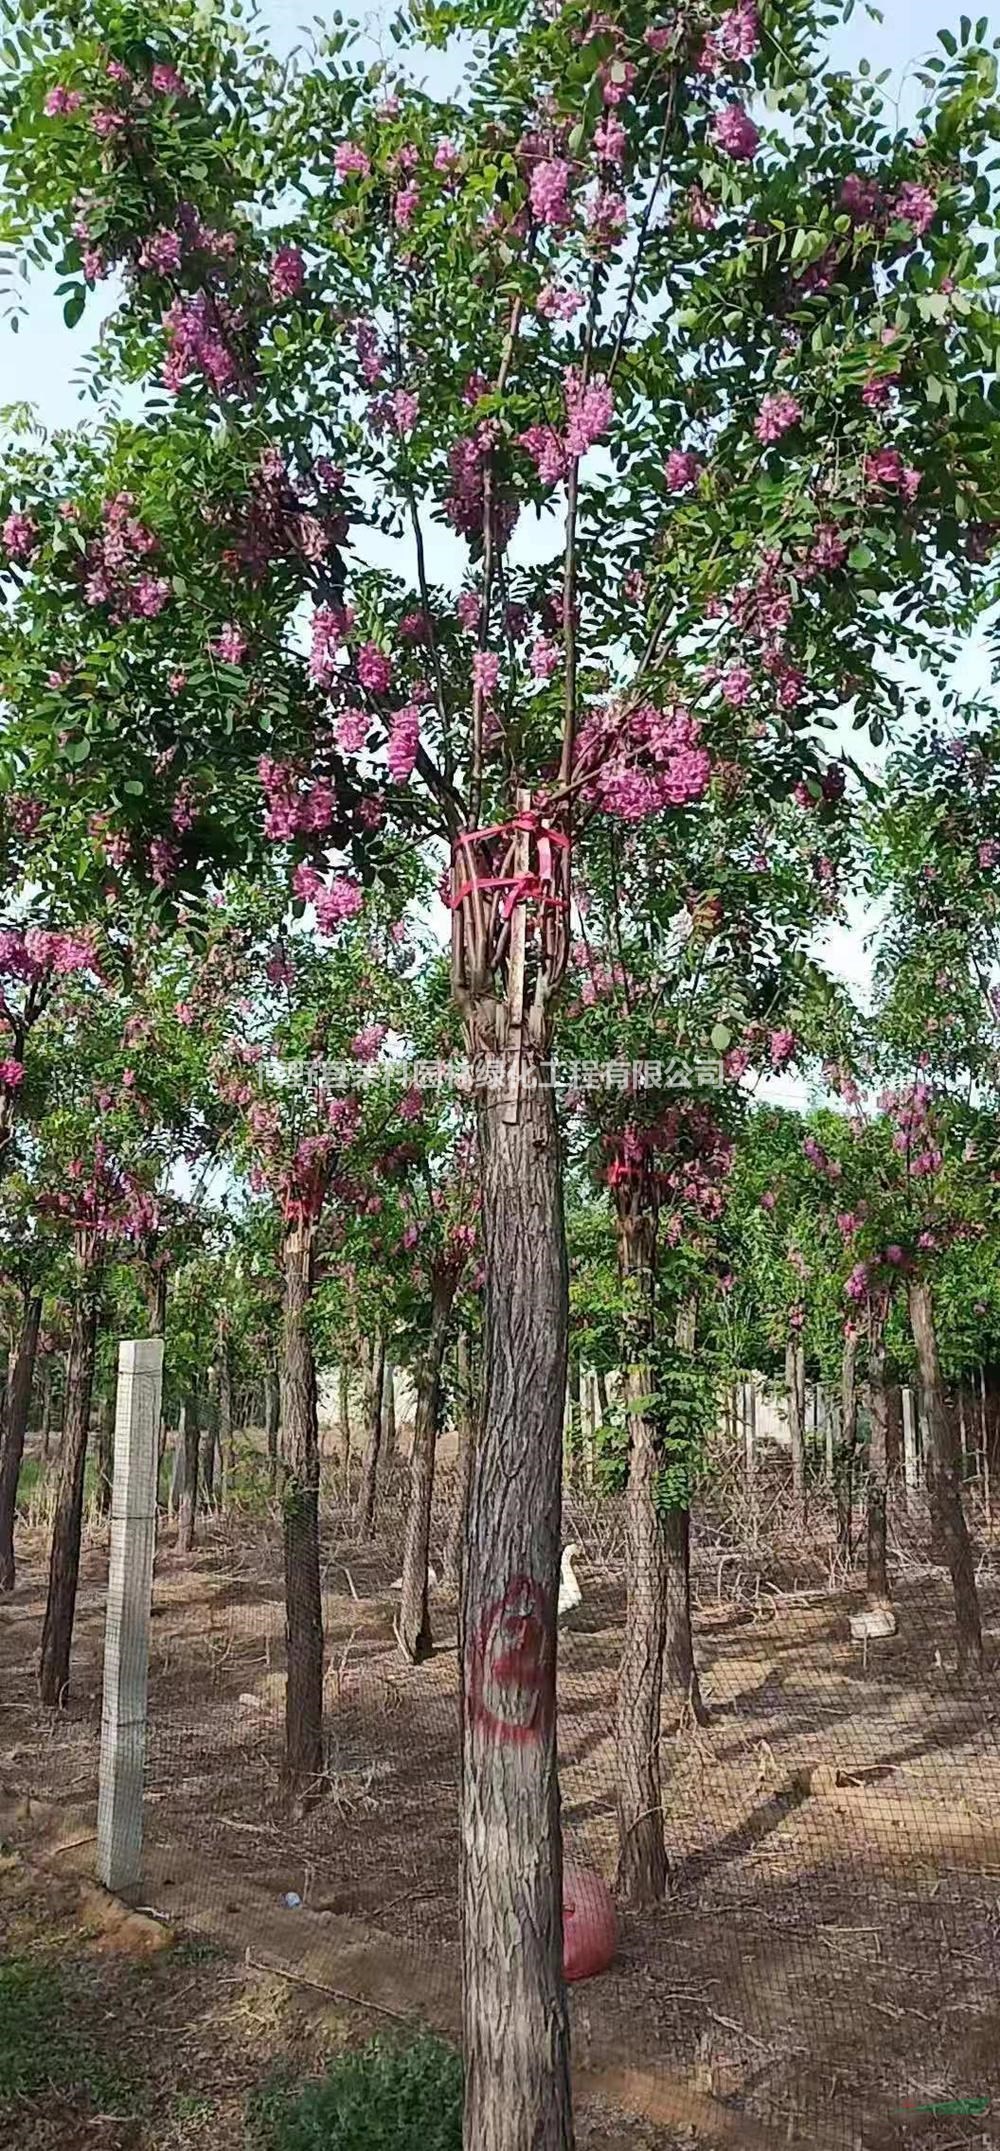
xmin=3 ymin=1458 xmax=1000 ymax=2151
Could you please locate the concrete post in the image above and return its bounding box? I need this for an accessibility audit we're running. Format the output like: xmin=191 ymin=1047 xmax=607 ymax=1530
xmin=901 ymin=1385 xmax=919 ymax=1500
xmin=97 ymin=1338 xmax=163 ymax=1895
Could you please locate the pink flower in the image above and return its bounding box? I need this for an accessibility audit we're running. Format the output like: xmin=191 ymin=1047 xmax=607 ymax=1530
xmin=711 ymin=104 xmax=760 ymax=160
xmin=564 ymin=373 xmax=613 ymax=458
xmin=687 ymin=186 xmax=717 ymax=231
xmin=92 ymin=108 xmax=126 ymax=137
xmin=894 ymin=182 xmax=936 ymax=237
xmin=402 ymin=1222 xmax=421 ymax=1250
xmin=585 ymin=187 xmax=627 ymax=251
xmin=149 ymin=837 xmax=179 ymax=888
xmin=0 ymin=1060 xmax=25 ymax=1090
xmin=139 ymin=228 xmax=182 ymax=274
xmin=310 ymin=603 xmax=347 ymax=689
xmin=862 ymin=371 xmax=899 ymax=409
xmin=536 ymin=282 xmax=586 ymax=321
xmin=760 ymin=1190 xmax=776 ymax=1211
xmin=399 ymin=1085 xmax=424 ymax=1120
xmin=755 ymin=391 xmax=802 ymax=445
xmin=519 ymin=424 xmax=567 ymax=486
xmin=769 ymin=1028 xmax=795 ymax=1068
xmin=387 ymin=702 xmax=420 ymax=782
xmin=351 ymin=1023 xmax=387 ymax=1062
xmin=434 ymin=139 xmax=459 ymax=171
xmin=292 ymin=862 xmax=321 ymax=901
xmin=530 ymin=158 xmax=571 ymax=226
xmin=845 ymin=1263 xmax=869 ymax=1302
xmin=866 ymin=447 xmax=921 ymax=500
xmin=269 ymin=245 xmax=304 ymax=299
xmin=473 ymin=650 xmax=500 ymax=698
xmin=885 ymin=1244 xmax=905 ymax=1265
xmin=394 ymin=183 xmax=420 ymax=229
xmin=210 ymin=622 xmax=248 ymax=666
xmin=530 ymin=636 xmax=560 ymax=680
xmin=315 ymin=878 xmax=363 ymax=933
xmin=335 ymin=141 xmax=370 ymax=179
xmin=665 ymin=449 xmax=702 ymax=491
xmin=720 ymin=664 xmax=753 ymax=706
xmin=44 ymin=85 xmax=83 ymax=116
xmin=457 ymin=590 xmax=481 ymax=631
xmin=391 ymin=387 xmax=419 ymax=436
xmin=357 ymin=642 xmax=392 ymax=694
xmin=841 ymin=174 xmax=882 ymax=223
xmin=2 ymin=511 xmax=39 ymax=561
xmin=594 ymin=112 xmax=626 ymax=165
xmin=336 ymin=707 xmax=369 ymax=754
xmin=151 ymin=62 xmax=190 ymax=97
xmin=719 ymin=1 xmax=760 ymax=61
xmin=979 ymin=839 xmax=1000 ymax=869
xmin=808 ymin=523 xmax=848 ymax=574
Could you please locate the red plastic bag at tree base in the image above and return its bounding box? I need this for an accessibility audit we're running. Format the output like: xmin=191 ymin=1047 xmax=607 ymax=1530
xmin=562 ymin=1863 xmax=618 ymax=1982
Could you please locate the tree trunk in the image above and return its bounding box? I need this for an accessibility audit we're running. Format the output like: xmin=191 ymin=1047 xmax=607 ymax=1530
xmin=461 ymin=1073 xmax=572 ymax=2151
xmin=144 ymin=1265 xmax=168 ymax=1337
xmin=337 ymin=1362 xmax=351 ymax=1487
xmin=617 ymin=1344 xmax=670 ymax=1908
xmin=177 ymin=1391 xmax=200 ymax=1554
xmin=398 ymin=1275 xmax=455 ymax=1662
xmin=866 ymin=1303 xmax=890 ymax=1609
xmin=39 ymin=1361 xmax=53 ymax=1462
xmin=908 ymin=1277 xmax=983 ymax=1673
xmin=444 ymin=1329 xmax=475 ymax=1590
xmin=662 ymin=1298 xmax=704 ymax=1726
xmin=836 ymin=1329 xmax=859 ymax=1566
xmin=383 ymin=1352 xmax=396 ymax=1455
xmin=94 ymin=1388 xmax=114 ymax=1520
xmin=217 ymin=1321 xmax=234 ymax=1506
xmin=786 ymin=1335 xmax=807 ymax=1524
xmin=354 ymin=1331 xmax=386 ymax=1538
xmin=280 ymin=1216 xmax=324 ymax=1793
xmin=0 ymin=1292 xmax=43 ymax=1592
xmin=265 ymin=1362 xmax=280 ymax=1496
xmin=39 ymin=1267 xmax=101 ymax=1706
xmin=200 ymin=1375 xmax=218 ymax=1508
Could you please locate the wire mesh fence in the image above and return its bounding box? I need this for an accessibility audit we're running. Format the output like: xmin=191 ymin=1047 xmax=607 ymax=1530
xmin=4 ymin=1386 xmax=1000 ymax=2151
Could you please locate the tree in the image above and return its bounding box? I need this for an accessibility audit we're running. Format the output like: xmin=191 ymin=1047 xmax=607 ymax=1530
xmin=6 ymin=2 xmax=1000 ymax=2136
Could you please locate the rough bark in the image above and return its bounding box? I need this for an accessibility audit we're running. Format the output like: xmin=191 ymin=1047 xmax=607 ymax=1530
xmin=354 ymin=1331 xmax=386 ymax=1538
xmin=908 ymin=1277 xmax=983 ymax=1673
xmin=662 ymin=1299 xmax=704 ymax=1726
xmin=200 ymin=1375 xmax=218 ymax=1508
xmin=337 ymin=1362 xmax=351 ymax=1485
xmin=265 ymin=1362 xmax=281 ymax=1496
xmin=176 ymin=1391 xmax=200 ymax=1554
xmin=144 ymin=1265 xmax=168 ymax=1338
xmin=785 ymin=1335 xmax=807 ymax=1524
xmin=444 ymin=1329 xmax=476 ymax=1590
xmin=865 ymin=1304 xmax=890 ymax=1609
xmin=616 ymin=1333 xmax=670 ymax=1908
xmin=836 ymin=1329 xmax=859 ymax=1566
xmin=280 ymin=1216 xmax=324 ymax=1793
xmin=39 ymin=1268 xmax=101 ymax=1706
xmin=39 ymin=1361 xmax=53 ymax=1462
xmin=94 ymin=1388 xmax=114 ymax=1520
xmin=0 ymin=1292 xmax=43 ymax=1592
xmin=398 ymin=1274 xmax=455 ymax=1662
xmin=217 ymin=1321 xmax=234 ymax=1505
xmin=461 ymin=1073 xmax=572 ymax=2151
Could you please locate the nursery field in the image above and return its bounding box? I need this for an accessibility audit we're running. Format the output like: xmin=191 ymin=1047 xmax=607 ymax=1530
xmin=3 ymin=1453 xmax=999 ymax=2151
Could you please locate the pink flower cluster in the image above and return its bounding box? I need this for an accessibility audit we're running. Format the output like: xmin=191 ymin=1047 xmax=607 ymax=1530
xmin=0 ymin=1060 xmax=25 ymax=1090
xmin=665 ymin=449 xmax=702 ymax=491
xmin=314 ymin=878 xmax=364 ymax=934
xmin=357 ymin=642 xmax=392 ymax=695
xmin=163 ymin=290 xmax=237 ymax=394
xmin=258 ymin=757 xmax=336 ymax=841
xmin=387 ymin=702 xmax=421 ymax=782
xmin=2 ymin=510 xmax=39 ymax=562
xmin=576 ymin=701 xmax=712 ymax=820
xmin=44 ymin=85 xmax=83 ymax=116
xmin=210 ymin=622 xmax=248 ymax=665
xmin=269 ymin=245 xmax=304 ymax=299
xmin=310 ymin=603 xmax=349 ymax=690
xmin=865 ymin=448 xmax=920 ymax=501
xmin=335 ymin=141 xmax=371 ymax=179
xmin=711 ymin=103 xmax=760 ymax=160
xmin=80 ymin=491 xmax=171 ymax=621
xmin=530 ymin=158 xmax=571 ymax=226
xmin=139 ymin=227 xmax=183 ymax=274
xmin=754 ymin=390 xmax=802 ymax=445
xmin=521 ymin=371 xmax=613 ymax=484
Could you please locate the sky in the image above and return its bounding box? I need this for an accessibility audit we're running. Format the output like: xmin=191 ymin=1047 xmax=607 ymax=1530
xmin=0 ymin=0 xmax=992 ymax=1114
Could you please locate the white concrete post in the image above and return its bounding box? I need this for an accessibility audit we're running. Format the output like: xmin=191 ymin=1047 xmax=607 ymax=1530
xmin=901 ymin=1385 xmax=919 ymax=1500
xmin=97 ymin=1338 xmax=163 ymax=1895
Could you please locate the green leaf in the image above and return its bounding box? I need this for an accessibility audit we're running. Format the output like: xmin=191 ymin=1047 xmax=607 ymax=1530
xmin=62 ymin=290 xmax=85 ymax=329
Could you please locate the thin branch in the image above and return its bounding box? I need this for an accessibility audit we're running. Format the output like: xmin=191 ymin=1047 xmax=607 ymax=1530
xmin=607 ymin=77 xmax=677 ymax=387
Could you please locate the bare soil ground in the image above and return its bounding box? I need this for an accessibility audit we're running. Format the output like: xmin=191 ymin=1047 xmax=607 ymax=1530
xmin=4 ymin=1460 xmax=1000 ymax=2150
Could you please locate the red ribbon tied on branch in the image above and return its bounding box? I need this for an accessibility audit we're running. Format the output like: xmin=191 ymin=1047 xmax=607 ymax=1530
xmin=448 ymin=808 xmax=570 ymax=919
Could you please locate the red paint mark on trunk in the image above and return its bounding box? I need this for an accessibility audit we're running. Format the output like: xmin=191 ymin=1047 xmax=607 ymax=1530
xmin=469 ymin=1576 xmax=551 ymax=1744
